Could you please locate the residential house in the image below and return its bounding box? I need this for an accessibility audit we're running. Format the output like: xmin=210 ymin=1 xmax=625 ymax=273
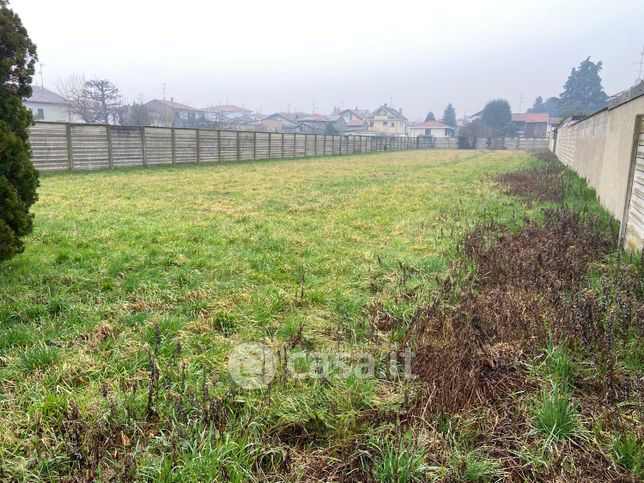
xmin=291 ymin=114 xmax=347 ymax=134
xmin=203 ymin=104 xmax=254 ymax=123
xmin=260 ymin=112 xmax=299 ymax=132
xmin=407 ymin=120 xmax=455 ymax=138
xmin=291 ymin=114 xmax=329 ymax=133
xmin=328 ymin=108 xmax=368 ymax=132
xmin=344 ymin=119 xmax=367 ymax=132
xmin=365 ymin=104 xmax=408 ymax=135
xmin=145 ymin=98 xmax=206 ymax=127
xmin=23 ymin=86 xmax=74 ymax=122
xmin=511 ymin=112 xmax=555 ymax=138
xmin=331 ymin=108 xmax=369 ymax=123
xmin=260 ymin=111 xmax=347 ymax=133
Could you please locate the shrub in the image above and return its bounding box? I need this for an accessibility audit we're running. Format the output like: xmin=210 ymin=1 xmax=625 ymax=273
xmin=0 ymin=0 xmax=39 ymax=261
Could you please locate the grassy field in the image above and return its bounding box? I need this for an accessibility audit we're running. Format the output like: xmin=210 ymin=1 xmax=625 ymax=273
xmin=0 ymin=150 xmax=640 ymax=481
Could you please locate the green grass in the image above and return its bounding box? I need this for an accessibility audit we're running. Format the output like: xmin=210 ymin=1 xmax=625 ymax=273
xmin=531 ymin=383 xmax=578 ymax=440
xmin=542 ymin=341 xmax=576 ymax=388
xmin=370 ymin=431 xmax=428 ymax=482
xmin=611 ymin=432 xmax=643 ymax=478
xmin=0 ymin=149 xmax=545 ymax=479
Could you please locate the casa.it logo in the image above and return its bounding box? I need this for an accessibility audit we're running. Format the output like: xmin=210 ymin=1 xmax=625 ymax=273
xmin=227 ymin=342 xmax=415 ymax=389
xmin=227 ymin=342 xmax=277 ymax=389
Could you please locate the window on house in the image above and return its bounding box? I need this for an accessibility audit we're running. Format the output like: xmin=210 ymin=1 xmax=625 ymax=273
xmin=391 ymin=122 xmax=394 ymax=127
xmin=369 ymin=121 xmax=373 ymax=127
xmin=36 ymin=108 xmax=44 ymax=120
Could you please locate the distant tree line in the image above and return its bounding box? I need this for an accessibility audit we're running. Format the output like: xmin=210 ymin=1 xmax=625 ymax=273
xmin=458 ymin=57 xmax=609 ymax=143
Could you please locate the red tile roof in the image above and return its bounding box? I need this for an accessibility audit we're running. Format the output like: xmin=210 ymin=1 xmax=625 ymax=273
xmin=512 ymin=112 xmax=550 ymax=123
xmin=297 ymin=113 xmax=328 ymax=121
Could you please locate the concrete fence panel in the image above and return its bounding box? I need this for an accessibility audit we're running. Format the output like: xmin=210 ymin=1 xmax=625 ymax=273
xmin=29 ymin=122 xmax=552 ymax=176
xmin=552 ymin=81 xmax=644 ymax=251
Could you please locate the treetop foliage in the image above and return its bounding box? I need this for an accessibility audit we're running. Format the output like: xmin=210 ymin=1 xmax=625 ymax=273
xmin=558 ymin=57 xmax=608 ymax=117
xmin=442 ymin=103 xmax=456 ymax=127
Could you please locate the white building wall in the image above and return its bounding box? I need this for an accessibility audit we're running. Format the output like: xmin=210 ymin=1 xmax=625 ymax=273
xmin=24 ymin=101 xmax=73 ymax=123
xmin=407 ymin=127 xmax=451 ymax=137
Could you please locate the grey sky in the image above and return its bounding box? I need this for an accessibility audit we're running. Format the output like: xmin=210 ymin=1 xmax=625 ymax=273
xmin=11 ymin=0 xmax=644 ymax=120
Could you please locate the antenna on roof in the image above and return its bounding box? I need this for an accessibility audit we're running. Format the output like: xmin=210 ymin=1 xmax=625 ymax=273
xmin=636 ymin=44 xmax=644 ymax=83
xmin=162 ymin=83 xmax=166 ymax=101
xmin=38 ymin=63 xmax=45 ymax=88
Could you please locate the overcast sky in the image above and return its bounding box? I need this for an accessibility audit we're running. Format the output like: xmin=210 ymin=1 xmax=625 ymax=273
xmin=11 ymin=0 xmax=644 ymax=120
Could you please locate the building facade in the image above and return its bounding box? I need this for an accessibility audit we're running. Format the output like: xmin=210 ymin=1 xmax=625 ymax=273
xmin=23 ymin=86 xmax=74 ymax=122
xmin=145 ymin=99 xmax=206 ymax=127
xmin=407 ymin=120 xmax=455 ymax=137
xmin=366 ymin=104 xmax=408 ymax=135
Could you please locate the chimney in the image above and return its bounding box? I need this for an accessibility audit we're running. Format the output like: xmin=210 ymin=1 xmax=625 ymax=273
xmin=399 ymin=108 xmax=403 ymax=114
xmin=384 ymin=103 xmax=387 ymax=107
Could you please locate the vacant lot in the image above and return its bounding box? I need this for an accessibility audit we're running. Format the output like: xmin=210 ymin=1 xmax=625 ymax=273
xmin=0 ymin=150 xmax=640 ymax=481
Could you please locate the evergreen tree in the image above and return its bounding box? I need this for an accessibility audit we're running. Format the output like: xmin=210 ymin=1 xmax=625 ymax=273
xmin=530 ymin=96 xmax=544 ymax=112
xmin=0 ymin=0 xmax=39 ymax=261
xmin=442 ymin=103 xmax=456 ymax=127
xmin=528 ymin=96 xmax=560 ymax=117
xmin=424 ymin=112 xmax=436 ymax=122
xmin=558 ymin=57 xmax=608 ymax=117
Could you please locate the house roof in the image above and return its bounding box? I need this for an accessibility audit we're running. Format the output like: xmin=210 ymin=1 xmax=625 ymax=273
xmin=346 ymin=119 xmax=365 ymax=127
xmin=335 ymin=108 xmax=369 ymax=119
xmin=25 ymin=86 xmax=69 ymax=105
xmin=512 ymin=112 xmax=550 ymax=123
xmin=410 ymin=121 xmax=452 ymax=129
xmin=368 ymin=105 xmax=408 ymax=121
xmin=262 ymin=112 xmax=298 ymax=123
xmin=296 ymin=114 xmax=328 ymax=122
xmin=147 ymin=99 xmax=203 ymax=112
xmin=203 ymin=104 xmax=252 ymax=113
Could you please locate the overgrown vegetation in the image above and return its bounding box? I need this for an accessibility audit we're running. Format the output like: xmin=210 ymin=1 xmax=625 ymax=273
xmin=0 ymin=149 xmax=641 ymax=481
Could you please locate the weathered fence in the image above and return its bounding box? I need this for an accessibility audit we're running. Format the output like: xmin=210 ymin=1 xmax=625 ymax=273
xmin=30 ymin=122 xmax=552 ymax=173
xmin=417 ymin=136 xmax=548 ymax=150
xmin=30 ymin=122 xmax=420 ymax=172
xmin=552 ymin=81 xmax=644 ymax=252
